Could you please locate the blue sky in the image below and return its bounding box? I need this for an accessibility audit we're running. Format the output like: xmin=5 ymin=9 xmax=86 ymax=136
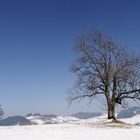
xmin=0 ymin=0 xmax=140 ymax=116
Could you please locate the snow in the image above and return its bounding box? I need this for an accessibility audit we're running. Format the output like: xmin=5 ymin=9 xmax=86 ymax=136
xmin=26 ymin=115 xmax=79 ymax=124
xmin=119 ymin=114 xmax=140 ymax=125
xmin=26 ymin=116 xmax=45 ymax=125
xmin=53 ymin=116 xmax=79 ymax=123
xmin=0 ymin=124 xmax=140 ymax=140
xmin=0 ymin=114 xmax=140 ymax=140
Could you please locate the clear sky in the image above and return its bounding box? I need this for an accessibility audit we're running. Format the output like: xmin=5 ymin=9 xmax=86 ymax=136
xmin=0 ymin=0 xmax=140 ymax=117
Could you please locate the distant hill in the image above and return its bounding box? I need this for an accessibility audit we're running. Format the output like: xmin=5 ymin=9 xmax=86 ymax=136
xmin=26 ymin=113 xmax=79 ymax=124
xmin=71 ymin=112 xmax=102 ymax=119
xmin=117 ymin=106 xmax=140 ymax=119
xmin=26 ymin=113 xmax=57 ymax=118
xmin=26 ymin=113 xmax=62 ymax=124
xmin=0 ymin=116 xmax=31 ymax=126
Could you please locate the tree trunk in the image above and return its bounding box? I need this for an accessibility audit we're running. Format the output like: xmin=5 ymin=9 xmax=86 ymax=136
xmin=107 ymin=102 xmax=116 ymax=119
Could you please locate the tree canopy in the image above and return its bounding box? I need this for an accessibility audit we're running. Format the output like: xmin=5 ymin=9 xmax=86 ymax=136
xmin=68 ymin=30 xmax=140 ymax=119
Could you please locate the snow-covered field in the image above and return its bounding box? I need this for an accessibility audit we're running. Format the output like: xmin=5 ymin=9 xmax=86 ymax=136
xmin=0 ymin=124 xmax=140 ymax=140
xmin=0 ymin=118 xmax=140 ymax=140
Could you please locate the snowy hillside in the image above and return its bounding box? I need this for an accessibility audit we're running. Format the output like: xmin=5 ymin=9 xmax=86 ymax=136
xmin=26 ymin=114 xmax=79 ymax=125
xmin=0 ymin=111 xmax=140 ymax=140
xmin=0 ymin=116 xmax=31 ymax=126
xmin=1 ymin=108 xmax=140 ymax=126
xmin=117 ymin=106 xmax=140 ymax=119
xmin=71 ymin=112 xmax=102 ymax=119
xmin=119 ymin=114 xmax=140 ymax=125
xmin=25 ymin=111 xmax=140 ymax=126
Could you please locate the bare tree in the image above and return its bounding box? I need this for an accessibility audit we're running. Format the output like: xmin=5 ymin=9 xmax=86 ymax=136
xmin=68 ymin=30 xmax=140 ymax=119
xmin=0 ymin=105 xmax=4 ymax=119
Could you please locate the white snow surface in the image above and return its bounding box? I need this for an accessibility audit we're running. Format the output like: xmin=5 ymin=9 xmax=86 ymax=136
xmin=0 ymin=123 xmax=140 ymax=140
xmin=119 ymin=114 xmax=140 ymax=125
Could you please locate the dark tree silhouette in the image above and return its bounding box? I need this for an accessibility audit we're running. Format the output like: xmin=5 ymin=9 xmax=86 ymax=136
xmin=68 ymin=30 xmax=140 ymax=119
xmin=0 ymin=105 xmax=4 ymax=119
